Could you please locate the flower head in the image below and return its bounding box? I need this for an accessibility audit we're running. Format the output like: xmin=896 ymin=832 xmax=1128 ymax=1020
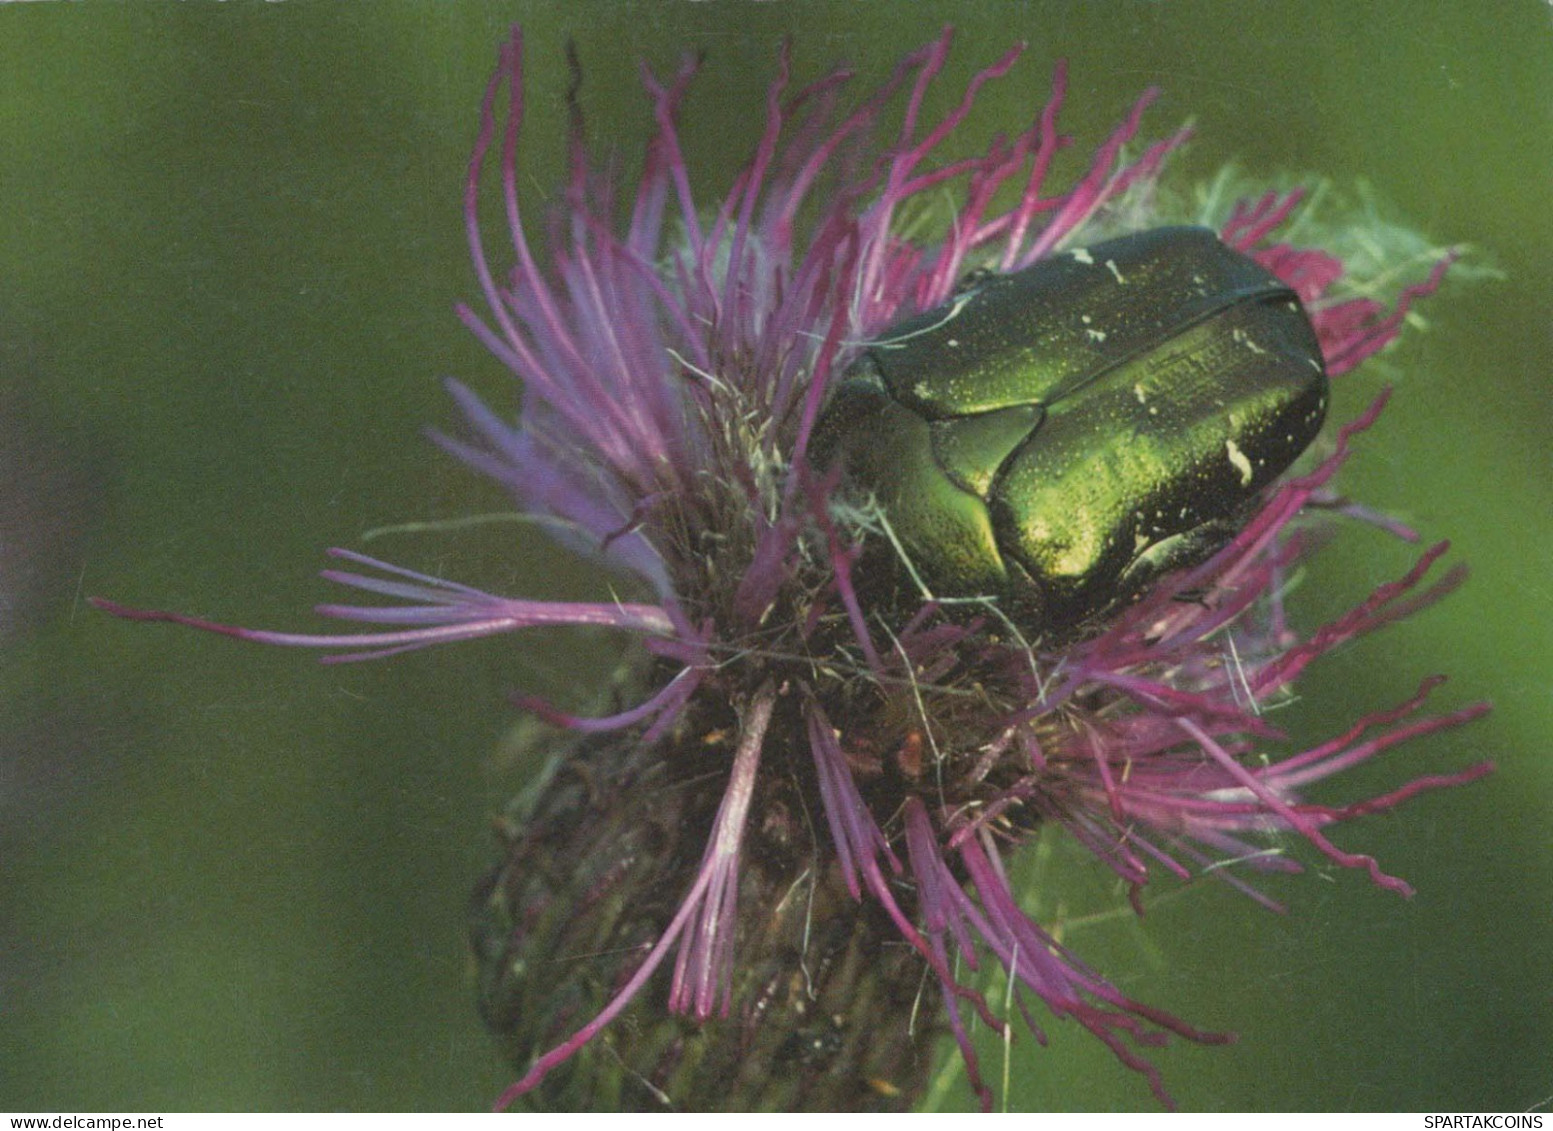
xmin=95 ymin=26 xmax=1490 ymax=1111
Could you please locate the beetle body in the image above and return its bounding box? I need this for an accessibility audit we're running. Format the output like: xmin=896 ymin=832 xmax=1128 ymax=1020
xmin=813 ymin=226 xmax=1329 ymax=635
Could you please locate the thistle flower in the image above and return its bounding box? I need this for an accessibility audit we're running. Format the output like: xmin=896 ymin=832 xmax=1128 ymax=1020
xmin=95 ymin=26 xmax=1491 ymax=1112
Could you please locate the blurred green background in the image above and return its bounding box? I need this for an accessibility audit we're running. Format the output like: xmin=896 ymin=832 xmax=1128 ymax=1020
xmin=2 ymin=0 xmax=1548 ymax=1113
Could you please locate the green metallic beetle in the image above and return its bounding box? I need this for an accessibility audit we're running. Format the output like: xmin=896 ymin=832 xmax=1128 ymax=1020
xmin=813 ymin=226 xmax=1329 ymax=635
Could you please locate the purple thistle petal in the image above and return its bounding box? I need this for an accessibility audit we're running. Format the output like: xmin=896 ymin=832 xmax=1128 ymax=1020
xmin=667 ymin=684 xmax=775 ymax=1021
xmin=494 ymin=681 xmax=775 ymax=1110
xmin=90 ymin=551 xmax=676 ymax=665
xmin=1019 ymin=86 xmax=1163 ymax=262
xmin=1222 ymin=188 xmax=1305 ymax=252
xmin=512 ymin=664 xmax=703 ymax=735
xmin=809 ymin=712 xmax=1003 ymax=1110
xmin=1321 ymin=252 xmax=1458 ymax=375
xmin=1176 ymin=716 xmax=1415 ymax=895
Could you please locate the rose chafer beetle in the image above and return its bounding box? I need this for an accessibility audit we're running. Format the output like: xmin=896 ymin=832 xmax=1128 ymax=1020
xmin=813 ymin=226 xmax=1329 ymax=636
